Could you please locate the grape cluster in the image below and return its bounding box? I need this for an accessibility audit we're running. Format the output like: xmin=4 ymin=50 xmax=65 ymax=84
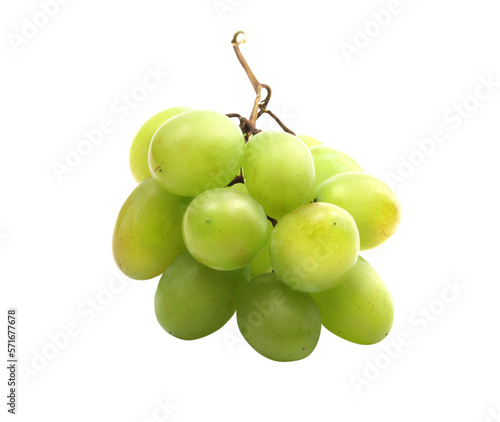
xmin=112 ymin=106 xmax=401 ymax=362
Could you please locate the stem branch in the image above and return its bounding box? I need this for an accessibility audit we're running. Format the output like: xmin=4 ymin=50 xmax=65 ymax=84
xmin=232 ymin=31 xmax=264 ymax=126
xmin=229 ymin=31 xmax=295 ymax=138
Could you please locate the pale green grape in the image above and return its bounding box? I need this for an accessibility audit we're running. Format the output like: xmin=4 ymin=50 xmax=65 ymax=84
xmin=310 ymin=145 xmax=363 ymax=189
xmin=243 ymin=131 xmax=315 ymax=220
xmin=155 ymin=251 xmax=250 ymax=340
xmin=315 ymin=172 xmax=401 ymax=250
xmin=112 ymin=177 xmax=191 ymax=280
xmin=298 ymin=135 xmax=322 ymax=148
xmin=182 ymin=188 xmax=269 ymax=271
xmin=129 ymin=107 xmax=191 ymax=182
xmin=149 ymin=110 xmax=245 ymax=196
xmin=270 ymin=202 xmax=359 ymax=293
xmin=228 ymin=182 xmax=249 ymax=195
xmin=250 ymin=220 xmax=273 ymax=277
xmin=237 ymin=273 xmax=321 ymax=362
xmin=311 ymin=257 xmax=394 ymax=345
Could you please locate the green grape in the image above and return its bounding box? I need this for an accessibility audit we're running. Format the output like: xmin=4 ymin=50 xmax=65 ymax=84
xmin=149 ymin=110 xmax=245 ymax=197
xmin=298 ymin=135 xmax=322 ymax=148
xmin=228 ymin=182 xmax=249 ymax=195
xmin=182 ymin=188 xmax=269 ymax=271
xmin=155 ymin=251 xmax=250 ymax=340
xmin=112 ymin=177 xmax=191 ymax=280
xmin=270 ymin=202 xmax=359 ymax=293
xmin=243 ymin=131 xmax=315 ymax=220
xmin=311 ymin=257 xmax=394 ymax=345
xmin=250 ymin=220 xmax=273 ymax=277
xmin=129 ymin=107 xmax=191 ymax=182
xmin=310 ymin=145 xmax=363 ymax=189
xmin=237 ymin=273 xmax=321 ymax=362
xmin=315 ymin=172 xmax=401 ymax=250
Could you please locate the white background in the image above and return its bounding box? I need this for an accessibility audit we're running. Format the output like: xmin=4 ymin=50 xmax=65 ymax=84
xmin=1 ymin=0 xmax=500 ymax=421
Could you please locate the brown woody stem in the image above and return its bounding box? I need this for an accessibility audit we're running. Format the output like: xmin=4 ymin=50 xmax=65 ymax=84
xmin=231 ymin=31 xmax=265 ymax=126
xmin=228 ymin=31 xmax=295 ymax=142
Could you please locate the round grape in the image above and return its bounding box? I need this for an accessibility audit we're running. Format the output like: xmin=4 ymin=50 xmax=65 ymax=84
xmin=129 ymin=107 xmax=191 ymax=182
xmin=149 ymin=110 xmax=245 ymax=196
xmin=243 ymin=131 xmax=315 ymax=220
xmin=155 ymin=251 xmax=250 ymax=340
xmin=237 ymin=273 xmax=321 ymax=362
xmin=315 ymin=172 xmax=401 ymax=250
xmin=183 ymin=188 xmax=269 ymax=271
xmin=311 ymin=257 xmax=394 ymax=345
xmin=270 ymin=202 xmax=360 ymax=293
xmin=112 ymin=177 xmax=191 ymax=280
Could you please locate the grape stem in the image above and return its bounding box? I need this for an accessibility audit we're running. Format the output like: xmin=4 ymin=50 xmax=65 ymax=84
xmin=226 ymin=172 xmax=244 ymax=186
xmin=228 ymin=31 xmax=296 ymax=139
xmin=225 ymin=113 xmax=261 ymax=141
xmin=267 ymin=217 xmax=278 ymax=227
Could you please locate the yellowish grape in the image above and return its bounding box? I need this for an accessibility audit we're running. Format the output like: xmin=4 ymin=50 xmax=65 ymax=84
xmin=310 ymin=145 xmax=363 ymax=189
xmin=129 ymin=107 xmax=191 ymax=182
xmin=112 ymin=177 xmax=191 ymax=280
xmin=298 ymin=135 xmax=322 ymax=148
xmin=315 ymin=172 xmax=401 ymax=250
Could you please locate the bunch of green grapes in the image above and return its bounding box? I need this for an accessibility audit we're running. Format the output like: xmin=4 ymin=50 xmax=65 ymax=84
xmin=111 ymin=29 xmax=404 ymax=363
xmin=112 ymin=103 xmax=401 ymax=363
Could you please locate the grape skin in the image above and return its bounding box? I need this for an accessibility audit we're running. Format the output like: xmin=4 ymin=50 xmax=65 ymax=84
xmin=243 ymin=131 xmax=315 ymax=220
xmin=155 ymin=251 xmax=250 ymax=340
xmin=112 ymin=177 xmax=191 ymax=280
xmin=149 ymin=110 xmax=245 ymax=197
xmin=129 ymin=107 xmax=191 ymax=182
xmin=250 ymin=220 xmax=274 ymax=277
xmin=315 ymin=172 xmax=401 ymax=250
xmin=182 ymin=188 xmax=269 ymax=271
xmin=311 ymin=257 xmax=394 ymax=345
xmin=228 ymin=182 xmax=249 ymax=195
xmin=298 ymin=134 xmax=323 ymax=148
xmin=270 ymin=202 xmax=360 ymax=293
xmin=237 ymin=273 xmax=321 ymax=362
xmin=310 ymin=145 xmax=363 ymax=189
